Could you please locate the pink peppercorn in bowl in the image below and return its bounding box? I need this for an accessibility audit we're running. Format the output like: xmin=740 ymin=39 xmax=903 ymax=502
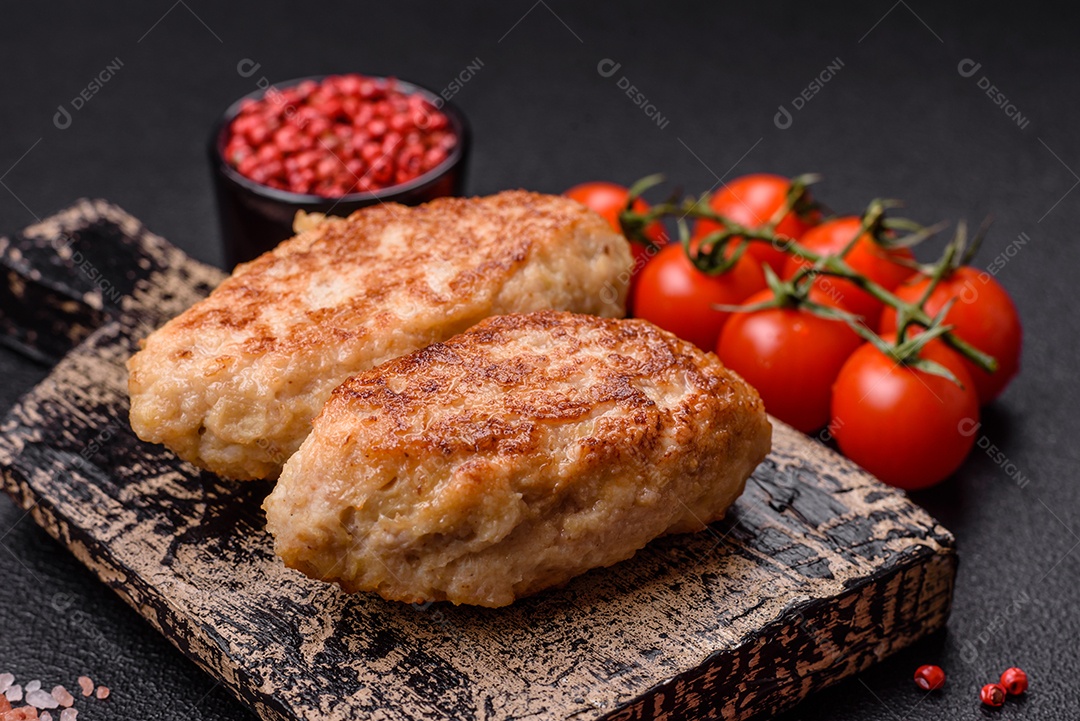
xmin=209 ymin=74 xmax=469 ymax=267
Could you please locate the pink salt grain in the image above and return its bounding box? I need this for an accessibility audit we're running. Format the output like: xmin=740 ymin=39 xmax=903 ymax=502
xmin=47 ymin=689 xmax=69 ymax=711
xmin=5 ymin=685 xmax=23 ymax=702
xmin=24 ymin=690 xmax=57 ymax=711
xmin=74 ymin=679 xmax=91 ymax=700
xmin=93 ymin=686 xmax=108 ymax=701
xmin=3 ymin=706 xmax=39 ymax=720
xmin=0 ymin=674 xmax=12 ymax=694
xmin=40 ymin=713 xmax=51 ymax=721
xmin=0 ymin=694 xmax=11 ymax=713
xmin=59 ymin=711 xmax=77 ymax=721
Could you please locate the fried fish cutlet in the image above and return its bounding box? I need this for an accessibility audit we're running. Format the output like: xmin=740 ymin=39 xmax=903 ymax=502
xmin=127 ymin=191 xmax=632 ymax=480
xmin=263 ymin=311 xmax=772 ymax=608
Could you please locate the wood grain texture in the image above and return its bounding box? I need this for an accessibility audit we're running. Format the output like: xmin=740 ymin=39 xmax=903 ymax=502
xmin=0 ymin=202 xmax=957 ymax=721
xmin=0 ymin=199 xmax=202 ymax=362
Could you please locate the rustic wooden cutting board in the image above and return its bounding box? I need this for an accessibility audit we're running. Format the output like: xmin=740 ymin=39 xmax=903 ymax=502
xmin=0 ymin=201 xmax=957 ymax=721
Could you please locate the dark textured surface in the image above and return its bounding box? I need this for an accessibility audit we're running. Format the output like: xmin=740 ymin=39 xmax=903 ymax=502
xmin=0 ymin=1 xmax=1077 ymax=719
xmin=0 ymin=204 xmax=955 ymax=721
xmin=0 ymin=199 xmax=199 ymax=362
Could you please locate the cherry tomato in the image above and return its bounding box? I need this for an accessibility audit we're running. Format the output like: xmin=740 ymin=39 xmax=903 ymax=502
xmin=565 ymin=182 xmax=667 ymax=311
xmin=878 ymin=266 xmax=1021 ymax=404
xmin=633 ymin=243 xmax=765 ymax=351
xmin=830 ymin=335 xmax=979 ymax=490
xmin=694 ymin=174 xmax=820 ymax=275
xmin=717 ymin=289 xmax=862 ymax=432
xmin=784 ymin=217 xmax=916 ymax=328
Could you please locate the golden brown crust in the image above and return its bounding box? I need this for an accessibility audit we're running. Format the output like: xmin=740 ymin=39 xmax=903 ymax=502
xmin=127 ymin=192 xmax=632 ymax=479
xmin=265 ymin=311 xmax=772 ymax=607
xmin=329 ymin=312 xmax=740 ymax=456
xmin=171 ymin=192 xmax=591 ymax=353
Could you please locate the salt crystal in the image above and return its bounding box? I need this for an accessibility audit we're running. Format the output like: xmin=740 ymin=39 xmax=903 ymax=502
xmin=26 ymin=690 xmax=58 ymax=710
xmin=60 ymin=710 xmax=77 ymax=721
xmin=48 ymin=688 xmax=71 ymax=709
xmin=74 ymin=678 xmax=91 ymax=699
xmin=5 ymin=707 xmax=40 ymax=720
xmin=94 ymin=685 xmax=109 ymax=700
xmin=0 ymin=673 xmax=12 ymax=693
xmin=6 ymin=684 xmax=23 ymax=702
xmin=0 ymin=693 xmax=11 ymax=712
xmin=23 ymin=682 xmax=40 ymax=694
xmin=40 ymin=713 xmax=52 ymax=721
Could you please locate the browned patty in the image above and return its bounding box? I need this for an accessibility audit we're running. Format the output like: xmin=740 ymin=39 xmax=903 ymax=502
xmin=264 ymin=311 xmax=772 ymax=607
xmin=127 ymin=192 xmax=632 ymax=479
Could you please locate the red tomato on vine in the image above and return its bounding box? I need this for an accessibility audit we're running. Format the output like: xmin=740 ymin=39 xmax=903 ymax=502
xmin=784 ymin=217 xmax=916 ymax=328
xmin=830 ymin=334 xmax=980 ymax=490
xmin=717 ymin=288 xmax=862 ymax=432
xmin=633 ymin=243 xmax=765 ymax=351
xmin=879 ymin=266 xmax=1021 ymax=403
xmin=694 ymin=174 xmax=820 ymax=275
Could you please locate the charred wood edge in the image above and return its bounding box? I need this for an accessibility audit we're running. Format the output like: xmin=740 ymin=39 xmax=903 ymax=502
xmin=597 ymin=547 xmax=957 ymax=721
xmin=0 ymin=456 xmax=296 ymax=721
xmin=0 ymin=203 xmax=260 ymax=709
xmin=0 ymin=198 xmax=197 ymax=363
xmin=0 ymin=263 xmax=107 ymax=364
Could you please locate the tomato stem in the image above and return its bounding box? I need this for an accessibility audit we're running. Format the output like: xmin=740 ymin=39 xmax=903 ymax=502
xmin=619 ymin=175 xmax=1001 ymax=377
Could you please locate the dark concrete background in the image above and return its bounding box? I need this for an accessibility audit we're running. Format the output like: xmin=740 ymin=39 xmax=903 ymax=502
xmin=0 ymin=2 xmax=1077 ymax=719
